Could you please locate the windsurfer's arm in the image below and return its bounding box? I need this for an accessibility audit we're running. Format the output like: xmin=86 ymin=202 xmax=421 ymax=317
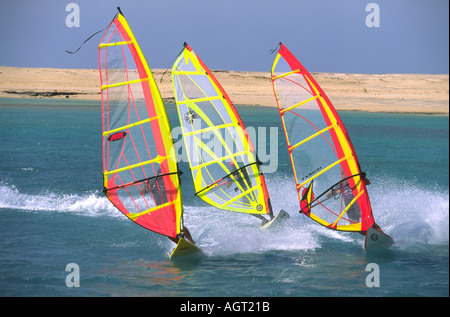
xmin=360 ymin=171 xmax=370 ymax=185
xmin=168 ymin=227 xmax=195 ymax=245
xmin=253 ymin=214 xmax=269 ymax=225
xmin=372 ymin=222 xmax=383 ymax=233
xmin=141 ymin=182 xmax=150 ymax=195
xmin=327 ymin=185 xmax=341 ymax=198
xmin=168 ymin=235 xmax=179 ymax=244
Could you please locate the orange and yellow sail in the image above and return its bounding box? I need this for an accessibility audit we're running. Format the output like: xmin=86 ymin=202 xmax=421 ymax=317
xmin=99 ymin=10 xmax=183 ymax=239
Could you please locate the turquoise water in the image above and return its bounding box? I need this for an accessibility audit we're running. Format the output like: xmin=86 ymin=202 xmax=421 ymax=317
xmin=0 ymin=98 xmax=448 ymax=299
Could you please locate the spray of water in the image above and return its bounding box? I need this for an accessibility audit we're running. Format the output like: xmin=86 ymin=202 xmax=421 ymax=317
xmin=0 ymin=181 xmax=117 ymax=218
xmin=369 ymin=177 xmax=449 ymax=247
xmin=1 ymin=174 xmax=448 ymax=254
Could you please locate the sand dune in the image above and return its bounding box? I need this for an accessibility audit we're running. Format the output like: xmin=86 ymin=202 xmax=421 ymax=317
xmin=0 ymin=66 xmax=448 ymax=114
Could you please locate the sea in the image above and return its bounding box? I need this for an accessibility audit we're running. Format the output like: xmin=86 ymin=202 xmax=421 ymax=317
xmin=0 ymin=97 xmax=448 ymax=302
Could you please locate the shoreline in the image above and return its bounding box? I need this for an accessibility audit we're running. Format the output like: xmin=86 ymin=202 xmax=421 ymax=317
xmin=0 ymin=96 xmax=446 ymax=116
xmin=1 ymin=66 xmax=448 ymax=114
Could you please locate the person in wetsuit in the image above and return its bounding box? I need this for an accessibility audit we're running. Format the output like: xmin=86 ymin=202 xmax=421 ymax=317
xmin=226 ymin=160 xmax=269 ymax=225
xmin=143 ymin=168 xmax=195 ymax=245
xmin=329 ymin=176 xmax=371 ymax=222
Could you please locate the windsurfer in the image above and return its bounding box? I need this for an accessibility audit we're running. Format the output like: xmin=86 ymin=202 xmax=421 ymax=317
xmin=226 ymin=159 xmax=269 ymax=225
xmin=169 ymin=226 xmax=196 ymax=245
xmin=141 ymin=168 xmax=168 ymax=205
xmin=226 ymin=160 xmax=269 ymax=225
xmin=145 ymin=169 xmax=196 ymax=245
xmin=327 ymin=176 xmax=386 ymax=235
xmin=184 ymin=110 xmax=198 ymax=124
xmin=226 ymin=160 xmax=251 ymax=191
xmin=328 ymin=176 xmax=371 ymax=223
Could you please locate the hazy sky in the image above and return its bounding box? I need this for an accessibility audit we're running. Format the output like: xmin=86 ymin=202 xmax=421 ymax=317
xmin=0 ymin=0 xmax=448 ymax=74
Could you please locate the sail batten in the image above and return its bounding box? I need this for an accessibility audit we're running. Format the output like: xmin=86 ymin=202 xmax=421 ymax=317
xmin=280 ymin=95 xmax=320 ymax=114
xmin=101 ymin=77 xmax=150 ymax=90
xmin=289 ymin=124 xmax=337 ymax=152
xmin=102 ymin=115 xmax=162 ymax=136
xmin=177 ymin=96 xmax=223 ymax=104
xmin=184 ymin=122 xmax=238 ymax=137
xmin=172 ymin=70 xmax=206 ymax=75
xmin=272 ymin=69 xmax=302 ymax=80
xmin=104 ymin=155 xmax=168 ymax=176
xmin=272 ymin=43 xmax=375 ymax=233
xmin=190 ymin=150 xmax=249 ymax=171
xmin=99 ymin=40 xmax=133 ymax=48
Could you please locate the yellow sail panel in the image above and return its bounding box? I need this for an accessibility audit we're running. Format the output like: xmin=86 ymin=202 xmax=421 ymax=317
xmin=99 ymin=10 xmax=182 ymax=238
xmin=171 ymin=43 xmax=272 ymax=216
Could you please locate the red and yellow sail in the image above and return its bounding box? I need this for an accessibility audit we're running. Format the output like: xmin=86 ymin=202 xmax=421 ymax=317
xmin=271 ymin=43 xmax=375 ymax=233
xmin=99 ymin=10 xmax=182 ymax=238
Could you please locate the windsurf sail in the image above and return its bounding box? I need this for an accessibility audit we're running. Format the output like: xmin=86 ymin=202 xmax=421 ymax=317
xmin=171 ymin=43 xmax=273 ymax=219
xmin=271 ymin=43 xmax=376 ymax=233
xmin=99 ymin=8 xmax=184 ymax=240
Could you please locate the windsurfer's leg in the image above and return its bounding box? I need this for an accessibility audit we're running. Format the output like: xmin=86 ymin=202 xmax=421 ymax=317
xmin=346 ymin=205 xmax=361 ymax=223
xmin=252 ymin=214 xmax=268 ymax=225
xmin=183 ymin=226 xmax=195 ymax=245
xmin=372 ymin=222 xmax=384 ymax=233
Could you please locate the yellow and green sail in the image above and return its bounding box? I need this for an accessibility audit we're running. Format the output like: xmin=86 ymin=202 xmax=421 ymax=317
xmin=171 ymin=43 xmax=273 ymax=217
xmin=99 ymin=9 xmax=183 ymax=239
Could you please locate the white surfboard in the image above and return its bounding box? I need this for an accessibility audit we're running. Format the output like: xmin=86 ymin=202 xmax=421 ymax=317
xmin=364 ymin=227 xmax=394 ymax=250
xmin=261 ymin=209 xmax=290 ymax=229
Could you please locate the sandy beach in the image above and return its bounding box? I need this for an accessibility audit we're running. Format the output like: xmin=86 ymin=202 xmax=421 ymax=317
xmin=0 ymin=66 xmax=448 ymax=114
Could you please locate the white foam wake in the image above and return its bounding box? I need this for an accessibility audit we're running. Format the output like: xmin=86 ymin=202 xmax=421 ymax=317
xmin=0 ymin=182 xmax=118 ymax=218
xmin=1 ymin=174 xmax=448 ymax=253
